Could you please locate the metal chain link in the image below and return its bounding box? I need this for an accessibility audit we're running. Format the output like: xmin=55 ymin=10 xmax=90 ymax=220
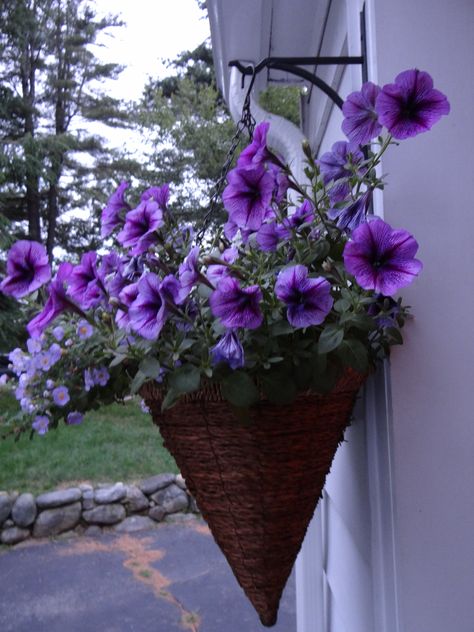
xmin=196 ymin=67 xmax=257 ymax=244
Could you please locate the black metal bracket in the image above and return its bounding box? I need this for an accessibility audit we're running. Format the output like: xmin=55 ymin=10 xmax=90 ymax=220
xmin=229 ymin=55 xmax=364 ymax=110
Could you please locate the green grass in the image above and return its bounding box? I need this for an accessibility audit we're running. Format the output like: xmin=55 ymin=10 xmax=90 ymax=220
xmin=0 ymin=394 xmax=178 ymax=494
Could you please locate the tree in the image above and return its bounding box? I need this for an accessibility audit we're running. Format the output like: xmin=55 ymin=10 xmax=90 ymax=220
xmin=137 ymin=38 xmax=237 ymax=226
xmin=0 ymin=0 xmax=137 ymax=256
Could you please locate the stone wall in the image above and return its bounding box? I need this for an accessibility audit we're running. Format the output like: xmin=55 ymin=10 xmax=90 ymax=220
xmin=0 ymin=473 xmax=198 ymax=545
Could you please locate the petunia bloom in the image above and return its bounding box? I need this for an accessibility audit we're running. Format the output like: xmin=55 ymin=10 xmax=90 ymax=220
xmin=67 ymin=252 xmax=104 ymax=309
xmin=275 ymin=265 xmax=333 ymax=328
xmin=128 ymin=273 xmax=180 ymax=340
xmin=211 ymin=330 xmax=245 ymax=369
xmin=27 ymin=263 xmax=80 ymax=339
xmin=140 ymin=184 xmax=170 ymax=210
xmin=375 ymin=69 xmax=450 ymax=140
xmin=328 ymin=190 xmax=372 ymax=232
xmin=101 ymin=182 xmax=130 ymax=238
xmin=178 ymin=246 xmax=200 ymax=302
xmin=117 ymin=198 xmax=164 ymax=255
xmin=343 ymin=218 xmax=423 ymax=295
xmin=317 ymin=141 xmax=364 ymax=203
xmin=210 ymin=276 xmax=263 ymax=329
xmin=342 ymin=82 xmax=382 ymax=145
xmin=0 ymin=240 xmax=51 ymax=299
xmin=222 ymin=166 xmax=274 ymax=232
xmin=237 ymin=121 xmax=272 ymax=169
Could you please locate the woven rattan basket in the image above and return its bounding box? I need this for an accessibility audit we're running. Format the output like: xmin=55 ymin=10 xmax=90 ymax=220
xmin=141 ymin=368 xmax=365 ymax=627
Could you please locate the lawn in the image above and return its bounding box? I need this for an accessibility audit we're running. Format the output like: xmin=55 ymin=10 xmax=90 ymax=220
xmin=0 ymin=393 xmax=178 ymax=494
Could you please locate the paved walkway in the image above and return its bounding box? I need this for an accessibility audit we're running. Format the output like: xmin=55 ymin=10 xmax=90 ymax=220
xmin=0 ymin=516 xmax=295 ymax=632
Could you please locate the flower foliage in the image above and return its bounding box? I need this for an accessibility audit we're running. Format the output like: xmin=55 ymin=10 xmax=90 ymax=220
xmin=0 ymin=68 xmax=449 ymax=437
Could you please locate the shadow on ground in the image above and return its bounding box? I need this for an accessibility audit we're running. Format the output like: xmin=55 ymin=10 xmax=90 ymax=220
xmin=0 ymin=516 xmax=295 ymax=632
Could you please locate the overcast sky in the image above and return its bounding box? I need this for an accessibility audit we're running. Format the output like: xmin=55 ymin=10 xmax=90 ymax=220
xmin=94 ymin=0 xmax=211 ymax=102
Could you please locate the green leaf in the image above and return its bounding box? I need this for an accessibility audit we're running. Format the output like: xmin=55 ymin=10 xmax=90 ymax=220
xmin=337 ymin=339 xmax=368 ymax=373
xmin=130 ymin=371 xmax=146 ymax=394
xmin=270 ymin=320 xmax=294 ymax=336
xmin=139 ymin=357 xmax=161 ymax=378
xmin=109 ymin=353 xmax=127 ymax=368
xmin=343 ymin=313 xmax=376 ymax=331
xmin=221 ymin=371 xmax=259 ymax=408
xmin=334 ymin=298 xmax=351 ymax=313
xmin=261 ymin=370 xmax=297 ymax=405
xmin=161 ymin=388 xmax=180 ymax=411
xmin=385 ymin=327 xmax=404 ymax=345
xmin=169 ymin=364 xmax=201 ymax=395
xmin=311 ymin=357 xmax=340 ymax=393
xmin=318 ymin=325 xmax=344 ymax=354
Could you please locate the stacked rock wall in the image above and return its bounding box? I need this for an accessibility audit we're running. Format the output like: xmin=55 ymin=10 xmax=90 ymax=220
xmin=0 ymin=473 xmax=198 ymax=545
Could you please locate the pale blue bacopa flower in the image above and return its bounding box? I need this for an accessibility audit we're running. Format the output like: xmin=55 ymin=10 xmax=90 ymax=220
xmin=32 ymin=415 xmax=50 ymax=436
xmin=76 ymin=319 xmax=94 ymax=340
xmin=67 ymin=411 xmax=84 ymax=426
xmin=53 ymin=385 xmax=70 ymax=407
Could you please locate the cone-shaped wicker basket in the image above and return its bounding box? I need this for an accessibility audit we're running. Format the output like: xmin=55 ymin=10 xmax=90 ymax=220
xmin=141 ymin=368 xmax=365 ymax=627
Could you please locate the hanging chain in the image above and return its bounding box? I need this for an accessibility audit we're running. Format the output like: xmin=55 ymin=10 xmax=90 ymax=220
xmin=196 ymin=67 xmax=257 ymax=244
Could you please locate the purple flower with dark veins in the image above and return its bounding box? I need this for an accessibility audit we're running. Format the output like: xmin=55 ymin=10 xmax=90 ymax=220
xmin=211 ymin=330 xmax=245 ymax=369
xmin=328 ymin=190 xmax=372 ymax=232
xmin=117 ymin=198 xmax=164 ymax=255
xmin=317 ymin=141 xmax=364 ymax=203
xmin=140 ymin=184 xmax=170 ymax=210
xmin=27 ymin=263 xmax=81 ymax=338
xmin=101 ymin=182 xmax=130 ymax=238
xmin=67 ymin=252 xmax=104 ymax=309
xmin=375 ymin=69 xmax=450 ymax=140
xmin=281 ymin=200 xmax=315 ymax=231
xmin=275 ymin=265 xmax=333 ymax=328
xmin=222 ymin=166 xmax=274 ymax=232
xmin=0 ymin=240 xmax=51 ymax=298
xmin=256 ymin=221 xmax=285 ymax=252
xmin=178 ymin=246 xmax=200 ymax=302
xmin=116 ymin=282 xmax=139 ymax=330
xmin=343 ymin=218 xmax=423 ymax=296
xmin=129 ymin=273 xmax=180 ymax=340
xmin=237 ymin=121 xmax=271 ymax=169
xmin=210 ymin=276 xmax=263 ymax=329
xmin=342 ymin=82 xmax=382 ymax=145
xmin=206 ymin=247 xmax=239 ymax=287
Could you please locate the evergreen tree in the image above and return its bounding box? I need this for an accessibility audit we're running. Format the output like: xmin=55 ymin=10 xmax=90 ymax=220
xmin=0 ymin=0 xmax=137 ymax=256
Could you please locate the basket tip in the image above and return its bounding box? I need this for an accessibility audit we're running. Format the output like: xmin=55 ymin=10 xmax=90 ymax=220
xmin=259 ymin=612 xmax=278 ymax=627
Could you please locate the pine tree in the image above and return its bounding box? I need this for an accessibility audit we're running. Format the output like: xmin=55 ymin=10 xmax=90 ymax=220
xmin=0 ymin=0 xmax=138 ymax=256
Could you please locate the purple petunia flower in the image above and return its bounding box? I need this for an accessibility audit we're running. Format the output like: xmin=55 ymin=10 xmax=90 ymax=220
xmin=275 ymin=265 xmax=333 ymax=328
xmin=375 ymin=69 xmax=450 ymax=140
xmin=209 ymin=276 xmax=263 ymax=330
xmin=0 ymin=240 xmax=51 ymax=299
xmin=101 ymin=182 xmax=131 ymax=238
xmin=93 ymin=366 xmax=110 ymax=387
xmin=342 ymin=82 xmax=382 ymax=145
xmin=53 ymin=385 xmax=70 ymax=407
xmin=178 ymin=246 xmax=200 ymax=302
xmin=67 ymin=411 xmax=84 ymax=425
xmin=128 ymin=273 xmax=180 ymax=340
xmin=206 ymin=247 xmax=239 ymax=287
xmin=140 ymin=184 xmax=170 ymax=210
xmin=318 ymin=141 xmax=364 ymax=203
xmin=328 ymin=190 xmax=372 ymax=232
xmin=222 ymin=166 xmax=274 ymax=232
xmin=211 ymin=330 xmax=245 ymax=369
xmin=237 ymin=121 xmax=272 ymax=170
xmin=67 ymin=252 xmax=104 ymax=309
xmin=77 ymin=319 xmax=94 ymax=339
xmin=343 ymin=218 xmax=423 ymax=296
xmin=27 ymin=263 xmax=80 ymax=339
xmin=281 ymin=200 xmax=315 ymax=232
xmin=32 ymin=415 xmax=50 ymax=436
xmin=256 ymin=221 xmax=283 ymax=252
xmin=117 ymin=198 xmax=164 ymax=255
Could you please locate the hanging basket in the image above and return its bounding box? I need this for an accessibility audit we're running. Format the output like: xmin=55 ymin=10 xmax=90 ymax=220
xmin=141 ymin=368 xmax=366 ymax=627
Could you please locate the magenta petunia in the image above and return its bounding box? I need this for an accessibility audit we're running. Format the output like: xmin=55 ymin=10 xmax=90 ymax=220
xmin=275 ymin=265 xmax=333 ymax=328
xmin=210 ymin=276 xmax=263 ymax=330
xmin=342 ymin=82 xmax=382 ymax=145
xmin=375 ymin=69 xmax=450 ymax=140
xmin=101 ymin=182 xmax=130 ymax=238
xmin=343 ymin=218 xmax=423 ymax=296
xmin=222 ymin=166 xmax=274 ymax=232
xmin=0 ymin=240 xmax=51 ymax=299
